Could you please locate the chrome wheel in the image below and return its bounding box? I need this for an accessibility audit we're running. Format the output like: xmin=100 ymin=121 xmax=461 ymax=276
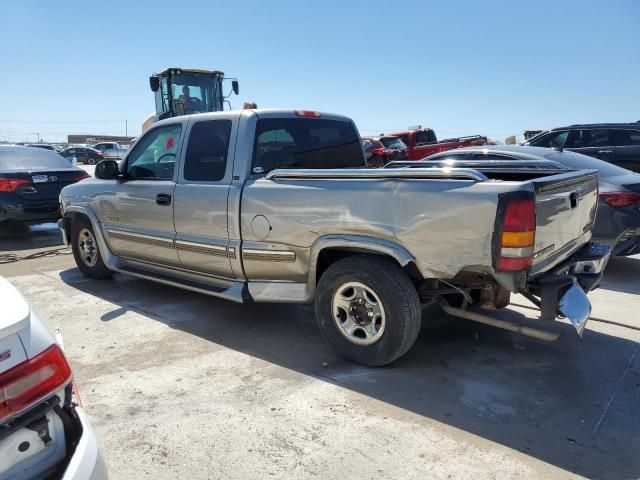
xmin=77 ymin=228 xmax=98 ymax=267
xmin=332 ymin=281 xmax=386 ymax=346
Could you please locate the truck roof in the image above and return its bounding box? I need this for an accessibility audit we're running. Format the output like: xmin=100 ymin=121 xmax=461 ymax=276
xmin=153 ymin=109 xmax=355 ymax=127
xmin=388 ymin=127 xmax=435 ymax=136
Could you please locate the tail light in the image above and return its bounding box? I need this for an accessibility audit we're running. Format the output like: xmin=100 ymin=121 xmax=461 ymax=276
xmin=371 ymin=148 xmax=386 ymax=156
xmin=294 ymin=110 xmax=321 ymax=117
xmin=600 ymin=192 xmax=640 ymax=207
xmin=0 ymin=178 xmax=30 ymax=192
xmin=0 ymin=345 xmax=72 ymax=422
xmin=73 ymin=173 xmax=90 ymax=182
xmin=497 ymin=198 xmax=536 ymax=271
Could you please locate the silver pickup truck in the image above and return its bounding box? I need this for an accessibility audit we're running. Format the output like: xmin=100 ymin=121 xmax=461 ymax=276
xmin=58 ymin=109 xmax=610 ymax=366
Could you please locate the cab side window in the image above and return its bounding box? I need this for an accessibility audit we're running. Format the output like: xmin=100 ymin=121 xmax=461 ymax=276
xmin=611 ymin=129 xmax=640 ymax=147
xmin=126 ymin=124 xmax=182 ymax=180
xmin=536 ymin=130 xmax=569 ymax=148
xmin=183 ymin=120 xmax=232 ymax=181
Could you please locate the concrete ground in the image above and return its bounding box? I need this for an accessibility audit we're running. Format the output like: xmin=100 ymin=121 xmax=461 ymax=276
xmin=1 ymin=223 xmax=639 ymax=480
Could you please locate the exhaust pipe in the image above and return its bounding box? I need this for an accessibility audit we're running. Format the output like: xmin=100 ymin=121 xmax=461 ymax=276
xmin=438 ymin=299 xmax=560 ymax=342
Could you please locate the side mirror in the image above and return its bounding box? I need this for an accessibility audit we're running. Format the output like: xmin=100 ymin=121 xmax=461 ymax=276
xmin=232 ymin=80 xmax=239 ymax=95
xmin=149 ymin=76 xmax=160 ymax=92
xmin=95 ymin=160 xmax=120 ymax=180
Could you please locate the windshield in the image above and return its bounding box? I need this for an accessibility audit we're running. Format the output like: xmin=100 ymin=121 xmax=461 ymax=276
xmin=544 ymin=150 xmax=632 ymax=177
xmin=171 ymin=71 xmax=222 ymax=115
xmin=0 ymin=147 xmax=73 ymax=170
xmin=380 ymin=137 xmax=407 ymax=149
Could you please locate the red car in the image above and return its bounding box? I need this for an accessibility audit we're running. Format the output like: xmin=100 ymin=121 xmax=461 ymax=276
xmin=388 ymin=127 xmax=488 ymax=160
xmin=361 ymin=135 xmax=408 ymax=167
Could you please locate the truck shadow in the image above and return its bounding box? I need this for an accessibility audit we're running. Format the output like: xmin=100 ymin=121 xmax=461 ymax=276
xmin=59 ymin=268 xmax=640 ymax=480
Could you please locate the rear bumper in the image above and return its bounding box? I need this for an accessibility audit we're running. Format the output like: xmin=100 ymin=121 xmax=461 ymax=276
xmin=61 ymin=408 xmax=108 ymax=480
xmin=0 ymin=198 xmax=61 ymax=223
xmin=526 ymin=242 xmax=611 ymax=334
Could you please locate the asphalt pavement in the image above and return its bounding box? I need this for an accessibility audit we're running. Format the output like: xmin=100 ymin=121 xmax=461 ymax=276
xmin=0 ymin=222 xmax=638 ymax=480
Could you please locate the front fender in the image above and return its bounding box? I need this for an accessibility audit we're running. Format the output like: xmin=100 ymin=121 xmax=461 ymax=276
xmin=63 ymin=206 xmax=118 ymax=269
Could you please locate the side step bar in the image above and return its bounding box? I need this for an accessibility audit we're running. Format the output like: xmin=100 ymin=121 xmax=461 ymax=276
xmin=117 ymin=265 xmax=248 ymax=304
xmin=438 ymin=299 xmax=560 ymax=342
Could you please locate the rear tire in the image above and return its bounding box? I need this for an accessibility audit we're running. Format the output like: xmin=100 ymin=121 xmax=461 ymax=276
xmin=315 ymin=255 xmax=421 ymax=366
xmin=87 ymin=157 xmax=97 ymax=165
xmin=71 ymin=217 xmax=113 ymax=279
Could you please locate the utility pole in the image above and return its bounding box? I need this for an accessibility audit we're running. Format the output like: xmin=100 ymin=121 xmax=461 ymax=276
xmin=125 ymin=120 xmax=128 ymax=138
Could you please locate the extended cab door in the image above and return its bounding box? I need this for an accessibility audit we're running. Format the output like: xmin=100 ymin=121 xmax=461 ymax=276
xmin=173 ymin=116 xmax=237 ymax=279
xmin=101 ymin=123 xmax=183 ymax=266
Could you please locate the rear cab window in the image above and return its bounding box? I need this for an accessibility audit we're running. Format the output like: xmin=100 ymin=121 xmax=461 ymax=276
xmin=251 ymin=117 xmax=363 ymax=174
xmin=415 ymin=130 xmax=437 ymax=145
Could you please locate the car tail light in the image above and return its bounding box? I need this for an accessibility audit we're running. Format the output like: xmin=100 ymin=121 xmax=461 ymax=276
xmin=294 ymin=110 xmax=321 ymax=117
xmin=0 ymin=345 xmax=72 ymax=422
xmin=497 ymin=198 xmax=536 ymax=271
xmin=73 ymin=173 xmax=91 ymax=182
xmin=371 ymin=148 xmax=386 ymax=156
xmin=600 ymin=192 xmax=640 ymax=207
xmin=0 ymin=177 xmax=30 ymax=192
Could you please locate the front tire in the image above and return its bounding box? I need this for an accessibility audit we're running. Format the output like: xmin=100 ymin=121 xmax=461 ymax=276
xmin=315 ymin=255 xmax=421 ymax=366
xmin=71 ymin=217 xmax=113 ymax=279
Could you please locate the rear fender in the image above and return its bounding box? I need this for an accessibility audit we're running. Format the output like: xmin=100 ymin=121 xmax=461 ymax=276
xmin=307 ymin=234 xmax=419 ymax=298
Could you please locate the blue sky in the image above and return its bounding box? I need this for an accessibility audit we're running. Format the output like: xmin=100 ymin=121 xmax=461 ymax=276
xmin=1 ymin=0 xmax=638 ymax=143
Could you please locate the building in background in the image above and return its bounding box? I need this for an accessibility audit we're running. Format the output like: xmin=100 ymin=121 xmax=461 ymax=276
xmin=67 ymin=134 xmax=136 ymax=146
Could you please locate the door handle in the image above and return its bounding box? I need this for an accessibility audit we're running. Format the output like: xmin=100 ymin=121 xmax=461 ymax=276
xmin=156 ymin=193 xmax=172 ymax=205
xmin=598 ymin=150 xmax=613 ymax=154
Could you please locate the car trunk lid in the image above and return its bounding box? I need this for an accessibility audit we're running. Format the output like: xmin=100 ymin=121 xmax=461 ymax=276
xmin=3 ymin=170 xmax=86 ymax=201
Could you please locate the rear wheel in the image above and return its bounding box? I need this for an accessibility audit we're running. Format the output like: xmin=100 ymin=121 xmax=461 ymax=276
xmin=87 ymin=157 xmax=97 ymax=165
xmin=71 ymin=217 xmax=113 ymax=279
xmin=315 ymin=255 xmax=421 ymax=366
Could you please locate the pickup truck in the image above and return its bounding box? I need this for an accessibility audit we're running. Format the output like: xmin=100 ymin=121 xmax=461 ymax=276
xmin=58 ymin=109 xmax=610 ymax=366
xmin=92 ymin=141 xmax=128 ymax=160
xmin=388 ymin=127 xmax=488 ymax=160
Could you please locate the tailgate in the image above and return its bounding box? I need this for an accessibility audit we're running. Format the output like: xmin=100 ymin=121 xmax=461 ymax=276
xmin=529 ymin=169 xmax=599 ymax=275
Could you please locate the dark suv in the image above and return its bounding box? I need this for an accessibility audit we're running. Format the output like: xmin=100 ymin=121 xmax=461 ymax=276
xmin=525 ymin=122 xmax=640 ymax=172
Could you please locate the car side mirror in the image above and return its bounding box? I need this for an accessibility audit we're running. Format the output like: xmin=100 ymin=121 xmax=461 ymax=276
xmin=95 ymin=160 xmax=120 ymax=180
xmin=232 ymin=80 xmax=239 ymax=95
xmin=149 ymin=76 xmax=160 ymax=92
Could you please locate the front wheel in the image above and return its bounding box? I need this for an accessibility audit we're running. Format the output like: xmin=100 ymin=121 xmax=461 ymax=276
xmin=70 ymin=217 xmax=113 ymax=279
xmin=315 ymin=255 xmax=421 ymax=366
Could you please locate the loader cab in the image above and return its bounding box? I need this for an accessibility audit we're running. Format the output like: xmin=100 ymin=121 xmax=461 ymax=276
xmin=149 ymin=68 xmax=239 ymax=121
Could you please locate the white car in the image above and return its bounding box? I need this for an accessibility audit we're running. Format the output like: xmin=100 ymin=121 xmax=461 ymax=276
xmin=0 ymin=277 xmax=108 ymax=479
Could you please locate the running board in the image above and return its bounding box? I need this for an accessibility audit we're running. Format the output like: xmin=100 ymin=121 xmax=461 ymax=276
xmin=438 ymin=299 xmax=560 ymax=342
xmin=117 ymin=265 xmax=248 ymax=303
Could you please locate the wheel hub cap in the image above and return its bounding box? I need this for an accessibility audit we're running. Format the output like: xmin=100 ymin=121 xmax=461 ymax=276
xmin=78 ymin=228 xmax=98 ymax=267
xmin=332 ymin=281 xmax=386 ymax=346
